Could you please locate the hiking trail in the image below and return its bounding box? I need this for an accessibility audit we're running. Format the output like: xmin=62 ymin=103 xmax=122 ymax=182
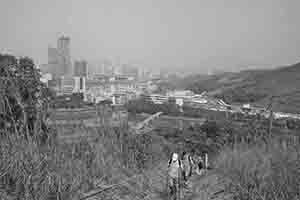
xmin=180 ymin=170 xmax=232 ymax=200
xmin=81 ymin=162 xmax=232 ymax=200
xmin=140 ymin=162 xmax=232 ymax=200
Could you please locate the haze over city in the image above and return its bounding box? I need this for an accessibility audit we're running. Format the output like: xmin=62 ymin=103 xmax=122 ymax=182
xmin=2 ymin=0 xmax=300 ymax=199
xmin=1 ymin=0 xmax=300 ymax=73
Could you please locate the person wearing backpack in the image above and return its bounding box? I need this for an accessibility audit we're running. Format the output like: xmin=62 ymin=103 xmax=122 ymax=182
xmin=181 ymin=151 xmax=193 ymax=183
xmin=190 ymin=149 xmax=197 ymax=175
xmin=167 ymin=152 xmax=182 ymax=200
xmin=190 ymin=149 xmax=205 ymax=176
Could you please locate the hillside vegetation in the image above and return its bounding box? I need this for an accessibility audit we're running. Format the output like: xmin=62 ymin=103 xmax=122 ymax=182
xmin=184 ymin=62 xmax=300 ymax=113
xmin=2 ymin=53 xmax=300 ymax=200
xmin=215 ymin=136 xmax=300 ymax=200
xmin=0 ymin=54 xmax=173 ymax=200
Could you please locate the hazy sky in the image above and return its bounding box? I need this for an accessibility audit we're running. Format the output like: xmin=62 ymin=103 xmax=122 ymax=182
xmin=1 ymin=0 xmax=300 ymax=72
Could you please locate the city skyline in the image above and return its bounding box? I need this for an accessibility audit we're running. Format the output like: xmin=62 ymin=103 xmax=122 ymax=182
xmin=41 ymin=36 xmax=72 ymax=78
xmin=1 ymin=0 xmax=300 ymax=73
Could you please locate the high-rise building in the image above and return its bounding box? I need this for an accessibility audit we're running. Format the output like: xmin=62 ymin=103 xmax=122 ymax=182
xmin=73 ymin=77 xmax=86 ymax=94
xmin=138 ymin=67 xmax=150 ymax=80
xmin=57 ymin=36 xmax=71 ymax=76
xmin=44 ymin=47 xmax=64 ymax=78
xmin=103 ymin=59 xmax=113 ymax=75
xmin=57 ymin=36 xmax=70 ymax=52
xmin=41 ymin=36 xmax=72 ymax=79
xmin=113 ymin=65 xmax=122 ymax=75
xmin=121 ymin=64 xmax=138 ymax=78
xmin=74 ymin=60 xmax=87 ymax=77
xmin=48 ymin=47 xmax=60 ymax=64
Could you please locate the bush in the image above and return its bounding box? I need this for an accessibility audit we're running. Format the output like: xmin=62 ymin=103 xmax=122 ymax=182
xmin=0 ymin=54 xmax=50 ymax=137
xmin=0 ymin=120 xmax=171 ymax=199
xmin=0 ymin=54 xmax=172 ymax=199
xmin=215 ymin=137 xmax=300 ymax=200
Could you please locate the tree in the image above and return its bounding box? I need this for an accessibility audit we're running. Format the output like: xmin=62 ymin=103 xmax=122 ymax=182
xmin=0 ymin=54 xmax=51 ymax=139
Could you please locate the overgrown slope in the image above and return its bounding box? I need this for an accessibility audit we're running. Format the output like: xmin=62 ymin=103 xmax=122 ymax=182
xmin=215 ymin=137 xmax=300 ymax=200
xmin=185 ymin=62 xmax=300 ymax=113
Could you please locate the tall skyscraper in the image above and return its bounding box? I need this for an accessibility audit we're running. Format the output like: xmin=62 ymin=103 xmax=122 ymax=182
xmin=42 ymin=36 xmax=72 ymax=79
xmin=57 ymin=36 xmax=70 ymax=52
xmin=138 ymin=67 xmax=148 ymax=80
xmin=103 ymin=59 xmax=113 ymax=75
xmin=74 ymin=60 xmax=87 ymax=77
xmin=121 ymin=64 xmax=138 ymax=77
xmin=57 ymin=36 xmax=71 ymax=76
xmin=48 ymin=47 xmax=60 ymax=64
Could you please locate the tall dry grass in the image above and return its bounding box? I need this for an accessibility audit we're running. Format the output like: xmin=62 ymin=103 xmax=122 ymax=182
xmin=215 ymin=135 xmax=300 ymax=200
xmin=0 ymin=118 xmax=172 ymax=200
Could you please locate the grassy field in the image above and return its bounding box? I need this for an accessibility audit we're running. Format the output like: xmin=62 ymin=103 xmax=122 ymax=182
xmin=0 ymin=104 xmax=224 ymax=200
xmin=2 ymin=105 xmax=300 ymax=200
xmin=214 ymin=136 xmax=300 ymax=200
xmin=0 ymin=119 xmax=178 ymax=200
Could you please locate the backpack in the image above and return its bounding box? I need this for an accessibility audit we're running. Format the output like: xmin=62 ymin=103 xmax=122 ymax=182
xmin=168 ymin=153 xmax=182 ymax=178
xmin=187 ymin=154 xmax=193 ymax=176
xmin=168 ymin=155 xmax=182 ymax=168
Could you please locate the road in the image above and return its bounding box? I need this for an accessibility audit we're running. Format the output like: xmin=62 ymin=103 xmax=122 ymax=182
xmin=138 ymin=113 xmax=206 ymax=123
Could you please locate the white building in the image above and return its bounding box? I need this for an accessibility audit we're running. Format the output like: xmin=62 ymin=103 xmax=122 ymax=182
xmin=40 ymin=73 xmax=53 ymax=87
xmin=73 ymin=76 xmax=86 ymax=93
xmin=57 ymin=76 xmax=74 ymax=96
xmin=142 ymin=94 xmax=168 ymax=104
xmin=167 ymin=90 xmax=194 ymax=98
xmin=84 ymin=77 xmax=139 ymax=105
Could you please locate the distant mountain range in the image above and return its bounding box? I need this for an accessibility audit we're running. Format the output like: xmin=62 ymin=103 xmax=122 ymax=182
xmin=181 ymin=62 xmax=300 ymax=114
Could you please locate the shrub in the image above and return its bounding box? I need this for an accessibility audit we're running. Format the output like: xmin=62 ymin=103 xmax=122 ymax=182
xmin=215 ymin=137 xmax=300 ymax=200
xmin=0 ymin=120 xmax=171 ymax=199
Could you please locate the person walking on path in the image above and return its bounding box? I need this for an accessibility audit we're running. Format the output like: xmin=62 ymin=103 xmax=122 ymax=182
xmin=195 ymin=154 xmax=205 ymax=175
xmin=190 ymin=149 xmax=197 ymax=174
xmin=181 ymin=151 xmax=193 ymax=183
xmin=190 ymin=149 xmax=205 ymax=176
xmin=167 ymin=153 xmax=182 ymax=200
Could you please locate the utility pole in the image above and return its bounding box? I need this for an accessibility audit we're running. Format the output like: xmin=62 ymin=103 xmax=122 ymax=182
xmin=0 ymin=78 xmax=5 ymax=114
xmin=267 ymin=96 xmax=275 ymax=137
xmin=205 ymin=153 xmax=208 ymax=170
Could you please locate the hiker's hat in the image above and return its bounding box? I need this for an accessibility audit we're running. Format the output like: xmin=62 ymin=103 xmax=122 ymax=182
xmin=172 ymin=153 xmax=179 ymax=161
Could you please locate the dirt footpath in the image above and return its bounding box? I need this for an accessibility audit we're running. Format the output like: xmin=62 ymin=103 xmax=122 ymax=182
xmin=181 ymin=170 xmax=232 ymax=200
xmin=143 ymin=162 xmax=232 ymax=200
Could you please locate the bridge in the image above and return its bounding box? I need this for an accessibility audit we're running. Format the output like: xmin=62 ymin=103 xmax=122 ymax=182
xmin=132 ymin=112 xmax=163 ymax=134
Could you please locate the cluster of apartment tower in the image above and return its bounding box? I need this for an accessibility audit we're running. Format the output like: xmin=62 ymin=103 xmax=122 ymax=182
xmin=40 ymin=36 xmax=162 ymax=105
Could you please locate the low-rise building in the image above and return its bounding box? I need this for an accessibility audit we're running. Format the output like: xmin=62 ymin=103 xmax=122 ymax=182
xmin=112 ymin=93 xmax=127 ymax=105
xmin=167 ymin=90 xmax=194 ymax=98
xmin=83 ymin=76 xmax=140 ymax=105
xmin=141 ymin=94 xmax=168 ymax=104
xmin=56 ymin=76 xmax=74 ymax=96
xmin=40 ymin=73 xmax=53 ymax=87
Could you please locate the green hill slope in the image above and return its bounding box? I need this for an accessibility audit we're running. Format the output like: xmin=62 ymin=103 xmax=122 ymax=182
xmin=186 ymin=62 xmax=300 ymax=113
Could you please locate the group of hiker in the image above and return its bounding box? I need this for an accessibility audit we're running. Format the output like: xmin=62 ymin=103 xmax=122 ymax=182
xmin=167 ymin=149 xmax=208 ymax=200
